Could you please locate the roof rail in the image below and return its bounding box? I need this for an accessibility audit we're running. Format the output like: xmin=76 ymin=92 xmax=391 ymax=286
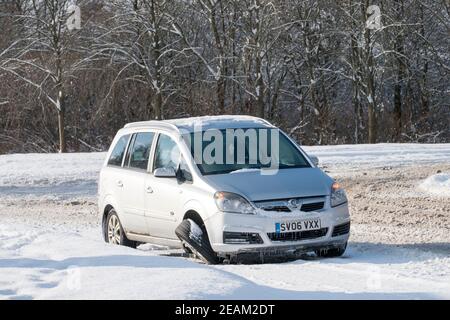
xmin=255 ymin=117 xmax=275 ymax=127
xmin=123 ymin=120 xmax=179 ymax=132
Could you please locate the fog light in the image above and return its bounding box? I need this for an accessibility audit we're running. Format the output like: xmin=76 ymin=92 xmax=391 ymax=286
xmin=223 ymin=232 xmax=263 ymax=244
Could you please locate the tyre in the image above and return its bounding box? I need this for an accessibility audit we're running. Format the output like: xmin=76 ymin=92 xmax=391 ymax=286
xmin=105 ymin=209 xmax=136 ymax=248
xmin=175 ymin=219 xmax=219 ymax=264
xmin=315 ymin=242 xmax=347 ymax=258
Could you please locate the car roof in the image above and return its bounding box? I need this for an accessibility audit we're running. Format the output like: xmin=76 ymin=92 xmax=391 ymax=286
xmin=123 ymin=115 xmax=275 ymax=133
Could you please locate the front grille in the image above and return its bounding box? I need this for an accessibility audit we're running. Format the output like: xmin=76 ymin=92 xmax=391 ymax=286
xmin=261 ymin=206 xmax=291 ymax=212
xmin=268 ymin=228 xmax=328 ymax=242
xmin=300 ymin=202 xmax=324 ymax=212
xmin=332 ymin=222 xmax=351 ymax=237
xmin=259 ymin=202 xmax=324 ymax=213
xmin=256 ymin=198 xmax=326 ymax=213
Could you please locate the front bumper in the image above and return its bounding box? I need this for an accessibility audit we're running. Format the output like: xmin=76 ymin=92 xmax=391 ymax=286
xmin=204 ymin=202 xmax=350 ymax=255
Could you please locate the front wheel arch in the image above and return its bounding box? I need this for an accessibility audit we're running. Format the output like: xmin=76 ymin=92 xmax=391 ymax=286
xmin=183 ymin=210 xmax=205 ymax=229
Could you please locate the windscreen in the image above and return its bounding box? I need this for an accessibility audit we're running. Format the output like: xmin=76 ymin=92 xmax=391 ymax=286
xmin=182 ymin=128 xmax=310 ymax=175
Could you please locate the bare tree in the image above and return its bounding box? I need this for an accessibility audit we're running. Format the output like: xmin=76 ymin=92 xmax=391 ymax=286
xmin=0 ymin=0 xmax=93 ymax=152
xmin=93 ymin=0 xmax=188 ymax=119
xmin=1 ymin=0 xmax=449 ymax=153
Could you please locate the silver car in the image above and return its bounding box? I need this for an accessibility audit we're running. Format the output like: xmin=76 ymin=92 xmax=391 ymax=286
xmin=98 ymin=116 xmax=350 ymax=264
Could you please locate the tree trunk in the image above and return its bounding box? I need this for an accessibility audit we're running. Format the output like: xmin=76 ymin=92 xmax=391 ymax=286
xmin=393 ymin=39 xmax=404 ymax=140
xmin=154 ymin=91 xmax=162 ymax=120
xmin=349 ymin=0 xmax=362 ymax=143
xmin=217 ymin=77 xmax=225 ymax=114
xmin=209 ymin=3 xmax=226 ymax=114
xmin=55 ymin=51 xmax=66 ymax=152
xmin=367 ymin=56 xmax=377 ymax=144
xmin=418 ymin=4 xmax=430 ymax=134
xmin=393 ymin=81 xmax=402 ymax=141
xmin=58 ymin=108 xmax=66 ymax=153
xmin=368 ymin=102 xmax=376 ymax=144
xmin=364 ymin=1 xmax=377 ymax=144
xmin=255 ymin=54 xmax=265 ymax=118
xmin=150 ymin=0 xmax=164 ymax=119
xmin=367 ymin=71 xmax=377 ymax=143
xmin=393 ymin=0 xmax=405 ymax=141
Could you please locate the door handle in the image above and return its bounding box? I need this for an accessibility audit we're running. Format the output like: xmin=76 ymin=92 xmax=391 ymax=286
xmin=146 ymin=186 xmax=153 ymax=193
xmin=117 ymin=180 xmax=123 ymax=187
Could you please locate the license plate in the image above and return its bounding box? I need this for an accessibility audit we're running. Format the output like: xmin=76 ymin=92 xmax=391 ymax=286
xmin=275 ymin=219 xmax=321 ymax=234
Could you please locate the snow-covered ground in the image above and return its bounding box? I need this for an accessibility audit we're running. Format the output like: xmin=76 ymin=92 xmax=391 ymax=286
xmin=305 ymin=143 xmax=450 ymax=175
xmin=0 ymin=152 xmax=103 ymax=200
xmin=0 ymin=143 xmax=449 ymax=299
xmin=1 ymin=223 xmax=449 ymax=299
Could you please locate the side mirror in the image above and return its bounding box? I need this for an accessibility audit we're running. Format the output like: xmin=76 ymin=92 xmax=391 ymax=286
xmin=308 ymin=154 xmax=319 ymax=166
xmin=154 ymin=167 xmax=176 ymax=178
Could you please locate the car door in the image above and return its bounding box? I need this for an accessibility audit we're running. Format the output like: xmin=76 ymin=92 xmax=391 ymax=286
xmin=118 ymin=131 xmax=155 ymax=235
xmin=102 ymin=133 xmax=131 ymax=227
xmin=144 ymin=133 xmax=184 ymax=239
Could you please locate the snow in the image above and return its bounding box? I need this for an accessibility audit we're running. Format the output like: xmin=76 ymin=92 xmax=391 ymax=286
xmin=1 ymin=223 xmax=449 ymax=299
xmin=126 ymin=116 xmax=273 ymax=133
xmin=229 ymin=168 xmax=261 ymax=174
xmin=188 ymin=219 xmax=203 ymax=240
xmin=0 ymin=224 xmax=243 ymax=300
xmin=165 ymin=115 xmax=272 ymax=132
xmin=302 ymin=143 xmax=450 ymax=170
xmin=0 ymin=143 xmax=449 ymax=299
xmin=0 ymin=152 xmax=104 ymax=200
xmin=0 ymin=152 xmax=104 ymax=188
xmin=419 ymin=173 xmax=450 ymax=197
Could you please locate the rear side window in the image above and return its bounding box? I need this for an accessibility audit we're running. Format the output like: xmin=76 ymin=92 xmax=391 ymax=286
xmin=107 ymin=134 xmax=130 ymax=166
xmin=127 ymin=132 xmax=155 ymax=170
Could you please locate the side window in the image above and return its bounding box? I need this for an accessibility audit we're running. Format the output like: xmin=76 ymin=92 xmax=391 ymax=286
xmin=154 ymin=134 xmax=180 ymax=171
xmin=127 ymin=132 xmax=155 ymax=170
xmin=107 ymin=134 xmax=130 ymax=167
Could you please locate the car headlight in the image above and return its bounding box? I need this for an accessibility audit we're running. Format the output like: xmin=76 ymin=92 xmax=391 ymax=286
xmin=330 ymin=182 xmax=347 ymax=207
xmin=214 ymin=191 xmax=255 ymax=214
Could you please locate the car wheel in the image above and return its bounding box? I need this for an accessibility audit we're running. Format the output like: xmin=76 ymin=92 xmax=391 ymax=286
xmin=315 ymin=242 xmax=347 ymax=258
xmin=105 ymin=209 xmax=136 ymax=248
xmin=175 ymin=219 xmax=219 ymax=265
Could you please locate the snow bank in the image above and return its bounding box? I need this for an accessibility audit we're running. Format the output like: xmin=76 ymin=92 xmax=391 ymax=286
xmin=0 ymin=152 xmax=106 ymax=199
xmin=419 ymin=173 xmax=450 ymax=197
xmin=303 ymin=143 xmax=450 ymax=168
xmin=0 ymin=152 xmax=106 ymax=187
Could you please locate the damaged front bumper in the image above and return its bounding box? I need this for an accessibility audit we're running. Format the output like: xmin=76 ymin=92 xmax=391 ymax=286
xmin=218 ymin=239 xmax=348 ymax=263
xmin=204 ymin=202 xmax=350 ymax=260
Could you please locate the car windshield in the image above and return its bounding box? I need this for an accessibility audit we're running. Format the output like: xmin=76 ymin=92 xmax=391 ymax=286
xmin=182 ymin=128 xmax=310 ymax=175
